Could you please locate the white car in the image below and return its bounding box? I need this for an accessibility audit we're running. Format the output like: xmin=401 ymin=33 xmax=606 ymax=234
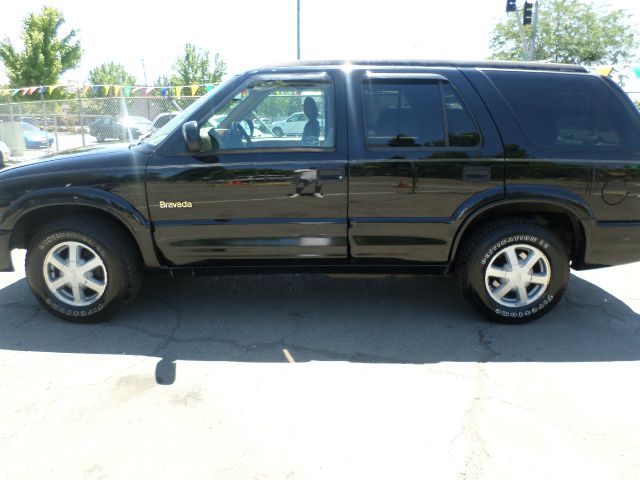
xmin=0 ymin=141 xmax=10 ymax=168
xmin=271 ymin=112 xmax=324 ymax=137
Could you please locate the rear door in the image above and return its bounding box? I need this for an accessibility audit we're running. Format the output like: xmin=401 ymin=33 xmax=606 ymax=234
xmin=347 ymin=68 xmax=505 ymax=265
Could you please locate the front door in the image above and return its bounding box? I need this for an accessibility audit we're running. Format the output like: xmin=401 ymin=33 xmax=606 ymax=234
xmin=146 ymin=71 xmax=348 ymax=267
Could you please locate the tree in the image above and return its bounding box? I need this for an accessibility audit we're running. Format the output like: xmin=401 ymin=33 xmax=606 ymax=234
xmin=88 ymin=62 xmax=137 ymax=86
xmin=489 ymin=0 xmax=638 ymax=65
xmin=171 ymin=43 xmax=226 ymax=88
xmin=0 ymin=7 xmax=81 ymax=87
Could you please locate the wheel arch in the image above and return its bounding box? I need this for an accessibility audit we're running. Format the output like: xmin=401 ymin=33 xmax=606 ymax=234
xmin=449 ymin=200 xmax=588 ymax=270
xmin=6 ymin=188 xmax=161 ymax=268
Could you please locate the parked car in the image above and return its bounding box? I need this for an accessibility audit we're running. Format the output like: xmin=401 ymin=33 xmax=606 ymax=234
xmin=20 ymin=122 xmax=54 ymax=149
xmin=152 ymin=112 xmax=179 ymax=130
xmin=1 ymin=60 xmax=640 ymax=324
xmin=271 ymin=112 xmax=324 ymax=137
xmin=0 ymin=140 xmax=9 ymax=168
xmin=90 ymin=116 xmax=153 ymax=142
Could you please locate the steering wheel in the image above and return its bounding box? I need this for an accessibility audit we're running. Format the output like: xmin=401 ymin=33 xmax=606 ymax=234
xmin=231 ymin=121 xmax=252 ymax=147
xmin=241 ymin=119 xmax=255 ymax=137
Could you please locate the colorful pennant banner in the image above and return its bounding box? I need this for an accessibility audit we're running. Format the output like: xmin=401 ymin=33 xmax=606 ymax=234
xmin=596 ymin=66 xmax=614 ymax=76
xmin=0 ymin=82 xmax=218 ymax=97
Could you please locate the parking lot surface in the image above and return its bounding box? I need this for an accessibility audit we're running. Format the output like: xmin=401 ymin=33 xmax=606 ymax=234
xmin=1 ymin=249 xmax=639 ymax=479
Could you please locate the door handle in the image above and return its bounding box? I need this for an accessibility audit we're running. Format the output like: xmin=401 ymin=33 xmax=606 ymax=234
xmin=463 ymin=166 xmax=492 ymax=182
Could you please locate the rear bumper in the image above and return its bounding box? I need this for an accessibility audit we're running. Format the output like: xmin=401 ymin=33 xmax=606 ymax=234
xmin=579 ymin=221 xmax=640 ymax=269
xmin=0 ymin=230 xmax=13 ymax=272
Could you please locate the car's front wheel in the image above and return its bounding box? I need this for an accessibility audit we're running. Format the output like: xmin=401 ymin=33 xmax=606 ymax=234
xmin=456 ymin=219 xmax=569 ymax=323
xmin=272 ymin=127 xmax=283 ymax=137
xmin=26 ymin=217 xmax=142 ymax=322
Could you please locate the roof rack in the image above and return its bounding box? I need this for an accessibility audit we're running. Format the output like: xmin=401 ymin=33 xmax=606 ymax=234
xmin=264 ymin=59 xmax=587 ymax=73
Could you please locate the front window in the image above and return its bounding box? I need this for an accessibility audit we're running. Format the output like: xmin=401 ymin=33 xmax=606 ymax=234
xmin=198 ymin=76 xmax=335 ymax=152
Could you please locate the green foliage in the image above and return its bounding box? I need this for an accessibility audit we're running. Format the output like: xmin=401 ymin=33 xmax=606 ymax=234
xmin=0 ymin=6 xmax=81 ymax=87
xmin=88 ymin=62 xmax=137 ymax=86
xmin=170 ymin=43 xmax=226 ymax=93
xmin=489 ymin=0 xmax=638 ymax=64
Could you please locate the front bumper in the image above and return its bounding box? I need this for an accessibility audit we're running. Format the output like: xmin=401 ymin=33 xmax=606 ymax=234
xmin=579 ymin=221 xmax=640 ymax=269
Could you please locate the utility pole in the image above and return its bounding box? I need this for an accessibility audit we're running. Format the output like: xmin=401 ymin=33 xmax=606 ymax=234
xmin=141 ymin=58 xmax=148 ymax=86
xmin=296 ymin=0 xmax=301 ymax=60
xmin=142 ymin=58 xmax=150 ymax=118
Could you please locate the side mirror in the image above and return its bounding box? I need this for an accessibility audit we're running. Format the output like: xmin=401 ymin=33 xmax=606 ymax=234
xmin=182 ymin=121 xmax=200 ymax=151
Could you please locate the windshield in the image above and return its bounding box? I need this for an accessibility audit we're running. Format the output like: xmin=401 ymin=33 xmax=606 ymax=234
xmin=145 ymin=76 xmax=238 ymax=147
xmin=20 ymin=122 xmax=37 ymax=131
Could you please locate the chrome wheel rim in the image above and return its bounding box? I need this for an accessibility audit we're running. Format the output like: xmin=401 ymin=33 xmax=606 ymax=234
xmin=43 ymin=241 xmax=108 ymax=307
xmin=484 ymin=243 xmax=551 ymax=308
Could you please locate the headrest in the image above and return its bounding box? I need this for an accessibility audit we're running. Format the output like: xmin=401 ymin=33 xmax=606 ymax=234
xmin=303 ymin=97 xmax=318 ymax=119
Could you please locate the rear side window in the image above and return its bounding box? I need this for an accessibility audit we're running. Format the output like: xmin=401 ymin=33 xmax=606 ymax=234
xmin=487 ymin=70 xmax=640 ymax=152
xmin=363 ymin=79 xmax=480 ymax=149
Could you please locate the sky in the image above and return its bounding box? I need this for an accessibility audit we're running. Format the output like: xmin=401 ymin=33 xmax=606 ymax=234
xmin=1 ymin=0 xmax=640 ymax=91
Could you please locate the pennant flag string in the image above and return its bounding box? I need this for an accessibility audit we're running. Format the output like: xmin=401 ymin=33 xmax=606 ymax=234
xmin=596 ymin=66 xmax=614 ymax=77
xmin=0 ymin=82 xmax=220 ymax=97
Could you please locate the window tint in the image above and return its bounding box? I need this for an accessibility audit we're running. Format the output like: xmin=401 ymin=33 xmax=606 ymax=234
xmin=200 ymin=78 xmax=334 ymax=152
xmin=363 ymin=79 xmax=480 ymax=148
xmin=488 ymin=71 xmax=640 ymax=152
xmin=442 ymin=83 xmax=482 ymax=147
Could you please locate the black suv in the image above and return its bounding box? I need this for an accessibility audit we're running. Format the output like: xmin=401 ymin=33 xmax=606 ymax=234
xmin=1 ymin=60 xmax=639 ymax=323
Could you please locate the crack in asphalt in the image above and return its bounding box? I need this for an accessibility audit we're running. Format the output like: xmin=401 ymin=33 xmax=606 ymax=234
xmin=450 ymin=327 xmax=497 ymax=480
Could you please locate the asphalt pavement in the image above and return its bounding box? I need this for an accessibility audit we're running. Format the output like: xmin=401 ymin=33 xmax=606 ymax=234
xmin=1 ymin=248 xmax=639 ymax=479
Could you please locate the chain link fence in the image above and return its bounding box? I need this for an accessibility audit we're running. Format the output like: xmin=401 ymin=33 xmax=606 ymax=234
xmin=0 ymin=95 xmax=200 ymax=160
xmin=0 ymin=93 xmax=326 ymax=161
xmin=0 ymin=90 xmax=329 ymax=163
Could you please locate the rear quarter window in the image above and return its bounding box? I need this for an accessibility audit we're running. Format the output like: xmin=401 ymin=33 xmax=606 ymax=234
xmin=486 ymin=70 xmax=640 ymax=153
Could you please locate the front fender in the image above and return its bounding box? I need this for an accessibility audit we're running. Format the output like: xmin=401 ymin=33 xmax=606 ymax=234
xmin=0 ymin=187 xmax=161 ymax=269
xmin=0 ymin=186 xmax=150 ymax=231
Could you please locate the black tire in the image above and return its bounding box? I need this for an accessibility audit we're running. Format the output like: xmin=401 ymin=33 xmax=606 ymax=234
xmin=272 ymin=127 xmax=283 ymax=137
xmin=456 ymin=218 xmax=569 ymax=324
xmin=26 ymin=217 xmax=142 ymax=323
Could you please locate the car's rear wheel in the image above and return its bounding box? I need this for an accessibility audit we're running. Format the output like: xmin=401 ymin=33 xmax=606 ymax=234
xmin=26 ymin=217 xmax=142 ymax=323
xmin=456 ymin=219 xmax=569 ymax=323
xmin=272 ymin=127 xmax=283 ymax=137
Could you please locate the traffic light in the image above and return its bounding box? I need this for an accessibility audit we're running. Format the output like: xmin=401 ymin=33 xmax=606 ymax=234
xmin=523 ymin=1 xmax=533 ymax=24
xmin=506 ymin=0 xmax=516 ymax=13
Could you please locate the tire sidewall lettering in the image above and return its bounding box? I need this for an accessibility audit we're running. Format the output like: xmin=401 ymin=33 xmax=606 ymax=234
xmin=39 ymin=232 xmax=107 ymax=259
xmin=45 ymin=297 xmax=105 ymax=317
xmin=481 ymin=234 xmax=546 ymax=265
xmin=493 ymin=294 xmax=554 ymax=318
